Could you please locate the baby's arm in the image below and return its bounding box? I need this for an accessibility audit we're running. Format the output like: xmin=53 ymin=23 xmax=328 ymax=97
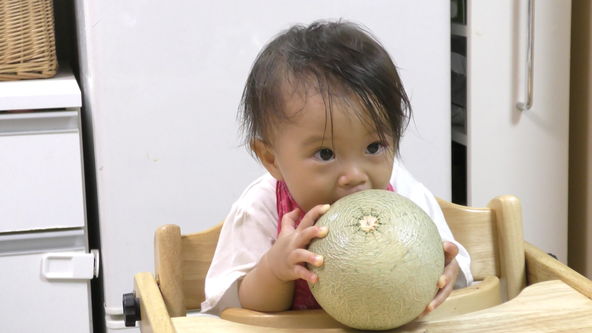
xmin=420 ymin=241 xmax=460 ymax=316
xmin=238 ymin=205 xmax=330 ymax=311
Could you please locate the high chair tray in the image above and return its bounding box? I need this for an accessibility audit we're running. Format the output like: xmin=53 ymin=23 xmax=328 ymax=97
xmin=169 ymin=280 xmax=591 ymax=332
xmin=132 ymin=242 xmax=592 ymax=332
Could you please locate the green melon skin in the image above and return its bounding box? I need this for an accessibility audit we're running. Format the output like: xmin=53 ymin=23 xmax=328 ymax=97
xmin=307 ymin=189 xmax=444 ymax=330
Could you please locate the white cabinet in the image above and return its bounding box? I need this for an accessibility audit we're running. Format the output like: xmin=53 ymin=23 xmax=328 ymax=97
xmin=451 ymin=0 xmax=571 ymax=262
xmin=0 ymin=111 xmax=85 ymax=232
xmin=0 ymin=231 xmax=93 ymax=333
xmin=0 ymin=70 xmax=95 ymax=332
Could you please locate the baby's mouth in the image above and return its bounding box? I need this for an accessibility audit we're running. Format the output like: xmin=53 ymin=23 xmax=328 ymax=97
xmin=343 ymin=187 xmax=369 ymax=198
xmin=334 ymin=187 xmax=369 ymax=203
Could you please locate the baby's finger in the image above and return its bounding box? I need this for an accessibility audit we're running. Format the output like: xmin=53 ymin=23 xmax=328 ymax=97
xmin=279 ymin=208 xmax=301 ymax=235
xmin=293 ymin=264 xmax=319 ymax=284
xmin=418 ymin=284 xmax=451 ymax=318
xmin=425 ymin=282 xmax=453 ymax=314
xmin=297 ymin=204 xmax=330 ymax=230
xmin=288 ymin=248 xmax=324 ymax=268
xmin=443 ymin=241 xmax=459 ymax=265
xmin=295 ymin=225 xmax=329 ymax=248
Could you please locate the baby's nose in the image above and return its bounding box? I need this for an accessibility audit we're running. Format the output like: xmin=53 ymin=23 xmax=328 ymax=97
xmin=338 ymin=165 xmax=368 ymax=188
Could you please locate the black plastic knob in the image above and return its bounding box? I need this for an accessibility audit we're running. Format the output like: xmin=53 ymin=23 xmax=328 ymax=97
xmin=122 ymin=292 xmax=141 ymax=327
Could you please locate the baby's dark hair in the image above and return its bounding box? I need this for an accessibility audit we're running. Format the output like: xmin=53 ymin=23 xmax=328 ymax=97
xmin=239 ymin=20 xmax=411 ymax=150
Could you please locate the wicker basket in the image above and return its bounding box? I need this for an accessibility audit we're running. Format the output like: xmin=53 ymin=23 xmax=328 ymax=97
xmin=0 ymin=0 xmax=58 ymax=81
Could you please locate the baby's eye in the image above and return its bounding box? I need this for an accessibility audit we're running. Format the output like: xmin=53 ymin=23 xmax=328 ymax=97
xmin=366 ymin=142 xmax=386 ymax=155
xmin=314 ymin=148 xmax=335 ymax=161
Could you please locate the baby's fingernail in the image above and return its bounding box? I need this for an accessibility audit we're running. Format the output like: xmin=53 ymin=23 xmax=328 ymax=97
xmin=319 ymin=226 xmax=329 ymax=236
xmin=438 ymin=276 xmax=448 ymax=287
xmin=320 ymin=204 xmax=331 ymax=213
xmin=315 ymin=255 xmax=324 ymax=266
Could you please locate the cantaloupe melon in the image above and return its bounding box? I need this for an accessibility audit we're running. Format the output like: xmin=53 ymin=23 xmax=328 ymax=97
xmin=307 ymin=189 xmax=444 ymax=330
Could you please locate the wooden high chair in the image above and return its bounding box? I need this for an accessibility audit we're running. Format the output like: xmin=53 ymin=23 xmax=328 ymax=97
xmin=130 ymin=195 xmax=592 ymax=332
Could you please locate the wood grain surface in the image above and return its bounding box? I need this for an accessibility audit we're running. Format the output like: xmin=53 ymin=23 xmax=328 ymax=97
xmin=171 ymin=280 xmax=592 ymax=333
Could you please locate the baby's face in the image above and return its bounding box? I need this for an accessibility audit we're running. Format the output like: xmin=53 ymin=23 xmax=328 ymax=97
xmin=266 ymin=90 xmax=395 ymax=212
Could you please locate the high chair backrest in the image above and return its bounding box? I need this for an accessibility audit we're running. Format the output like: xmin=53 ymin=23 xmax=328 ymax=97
xmin=437 ymin=195 xmax=526 ymax=298
xmin=154 ymin=195 xmax=526 ymax=317
xmin=154 ymin=222 xmax=223 ymax=317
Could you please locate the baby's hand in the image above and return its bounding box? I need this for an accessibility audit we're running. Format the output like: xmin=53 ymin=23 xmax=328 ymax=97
xmin=265 ymin=204 xmax=330 ymax=284
xmin=420 ymin=241 xmax=460 ymax=317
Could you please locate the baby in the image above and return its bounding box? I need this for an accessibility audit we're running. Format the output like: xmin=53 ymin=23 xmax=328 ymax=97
xmin=201 ymin=20 xmax=473 ymax=316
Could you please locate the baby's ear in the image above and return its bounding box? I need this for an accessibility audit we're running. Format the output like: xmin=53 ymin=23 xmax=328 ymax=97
xmin=252 ymin=139 xmax=284 ymax=181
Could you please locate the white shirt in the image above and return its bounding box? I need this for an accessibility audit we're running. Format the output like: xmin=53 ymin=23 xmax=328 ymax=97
xmin=200 ymin=159 xmax=473 ymax=314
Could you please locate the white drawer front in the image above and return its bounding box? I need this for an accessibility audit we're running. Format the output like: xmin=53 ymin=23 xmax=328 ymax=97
xmin=0 ymin=250 xmax=92 ymax=333
xmin=0 ymin=130 xmax=85 ymax=232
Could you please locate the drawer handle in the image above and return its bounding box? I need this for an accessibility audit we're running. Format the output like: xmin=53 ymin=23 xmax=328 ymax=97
xmin=40 ymin=250 xmax=100 ymax=280
xmin=517 ymin=0 xmax=535 ymax=111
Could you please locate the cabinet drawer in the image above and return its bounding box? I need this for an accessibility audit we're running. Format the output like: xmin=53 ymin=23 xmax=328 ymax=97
xmin=0 ymin=111 xmax=85 ymax=232
xmin=0 ymin=236 xmax=92 ymax=333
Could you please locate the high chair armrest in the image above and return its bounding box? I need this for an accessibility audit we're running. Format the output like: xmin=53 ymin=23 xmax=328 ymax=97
xmin=134 ymin=272 xmax=175 ymax=333
xmin=525 ymin=241 xmax=592 ymax=298
xmin=422 ymin=275 xmax=502 ymax=321
xmin=220 ymin=308 xmax=346 ymax=329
